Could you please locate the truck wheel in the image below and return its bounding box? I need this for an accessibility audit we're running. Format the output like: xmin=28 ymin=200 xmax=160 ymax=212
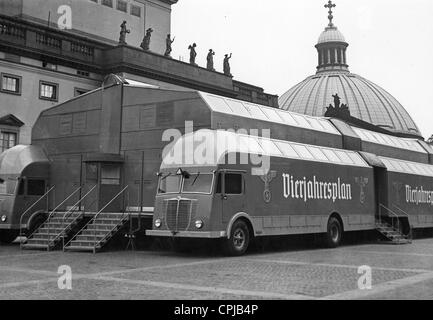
xmin=0 ymin=230 xmax=19 ymax=244
xmin=27 ymin=214 xmax=46 ymax=237
xmin=223 ymin=220 xmax=250 ymax=256
xmin=324 ymin=217 xmax=342 ymax=248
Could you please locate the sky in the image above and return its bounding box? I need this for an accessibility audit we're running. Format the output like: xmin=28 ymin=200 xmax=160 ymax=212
xmin=170 ymin=0 xmax=433 ymax=139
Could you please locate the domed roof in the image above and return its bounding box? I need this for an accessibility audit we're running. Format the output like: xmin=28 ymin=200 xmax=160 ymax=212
xmin=279 ymin=71 xmax=422 ymax=138
xmin=279 ymin=1 xmax=422 ymax=139
xmin=318 ymin=27 xmax=346 ymax=44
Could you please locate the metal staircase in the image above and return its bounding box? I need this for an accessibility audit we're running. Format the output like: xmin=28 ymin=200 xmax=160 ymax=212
xmin=64 ymin=213 xmax=129 ymax=253
xmin=375 ymin=204 xmax=412 ymax=245
xmin=21 ymin=185 xmax=97 ymax=251
xmin=22 ymin=211 xmax=84 ymax=250
xmin=64 ymin=186 xmax=129 ymax=253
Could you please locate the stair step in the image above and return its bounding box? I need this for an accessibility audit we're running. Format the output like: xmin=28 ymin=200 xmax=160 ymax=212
xmin=86 ymin=224 xmax=121 ymax=230
xmin=64 ymin=245 xmax=99 ymax=252
xmin=74 ymin=235 xmax=107 ymax=241
xmin=25 ymin=239 xmax=55 ymax=246
xmin=31 ymin=234 xmax=60 ymax=240
xmin=80 ymin=229 xmax=112 ymax=236
xmin=22 ymin=243 xmax=50 ymax=250
xmin=69 ymin=239 xmax=105 ymax=245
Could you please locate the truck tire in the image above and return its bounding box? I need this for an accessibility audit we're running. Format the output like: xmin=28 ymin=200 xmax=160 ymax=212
xmin=223 ymin=220 xmax=250 ymax=256
xmin=0 ymin=230 xmax=19 ymax=244
xmin=324 ymin=217 xmax=342 ymax=248
xmin=27 ymin=214 xmax=46 ymax=237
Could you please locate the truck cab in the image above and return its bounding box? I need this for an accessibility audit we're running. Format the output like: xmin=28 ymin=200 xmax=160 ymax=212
xmin=0 ymin=145 xmax=50 ymax=244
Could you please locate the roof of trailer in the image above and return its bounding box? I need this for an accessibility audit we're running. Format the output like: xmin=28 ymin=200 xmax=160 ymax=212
xmin=199 ymin=92 xmax=341 ymax=136
xmin=0 ymin=145 xmax=49 ymax=176
xmin=352 ymin=126 xmax=426 ymax=154
xmin=380 ymin=156 xmax=433 ymax=178
xmin=160 ymin=129 xmax=368 ymax=169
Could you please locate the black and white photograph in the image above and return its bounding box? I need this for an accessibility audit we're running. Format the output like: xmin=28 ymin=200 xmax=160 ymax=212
xmin=0 ymin=0 xmax=433 ymax=308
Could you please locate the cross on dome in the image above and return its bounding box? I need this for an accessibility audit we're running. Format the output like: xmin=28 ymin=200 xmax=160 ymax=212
xmin=324 ymin=0 xmax=337 ymax=27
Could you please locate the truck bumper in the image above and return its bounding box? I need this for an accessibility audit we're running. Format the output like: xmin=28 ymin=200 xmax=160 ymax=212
xmin=146 ymin=230 xmax=227 ymax=239
xmin=0 ymin=224 xmax=22 ymax=230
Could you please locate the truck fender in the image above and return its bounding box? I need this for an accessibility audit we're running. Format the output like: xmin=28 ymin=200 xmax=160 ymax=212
xmin=226 ymin=212 xmax=254 ymax=239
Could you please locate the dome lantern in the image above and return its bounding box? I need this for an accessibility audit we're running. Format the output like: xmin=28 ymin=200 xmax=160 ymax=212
xmin=315 ymin=1 xmax=349 ymax=73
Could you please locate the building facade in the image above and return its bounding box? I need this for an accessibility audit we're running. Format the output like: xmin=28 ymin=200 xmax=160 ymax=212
xmin=0 ymin=0 xmax=277 ymax=148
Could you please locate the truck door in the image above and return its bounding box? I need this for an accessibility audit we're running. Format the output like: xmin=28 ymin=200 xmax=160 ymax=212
xmin=219 ymin=172 xmax=246 ymax=223
xmin=374 ymin=166 xmax=388 ymax=216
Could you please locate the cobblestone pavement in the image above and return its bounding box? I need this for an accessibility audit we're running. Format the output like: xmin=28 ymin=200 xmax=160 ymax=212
xmin=1 ymin=237 xmax=433 ymax=300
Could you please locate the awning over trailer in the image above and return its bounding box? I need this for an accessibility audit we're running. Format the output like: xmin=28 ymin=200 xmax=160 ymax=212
xmin=0 ymin=145 xmax=49 ymax=176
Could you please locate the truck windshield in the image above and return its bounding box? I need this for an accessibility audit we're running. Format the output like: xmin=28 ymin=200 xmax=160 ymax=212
xmin=158 ymin=174 xmax=181 ymax=194
xmin=182 ymin=173 xmax=213 ymax=194
xmin=0 ymin=178 xmax=17 ymax=195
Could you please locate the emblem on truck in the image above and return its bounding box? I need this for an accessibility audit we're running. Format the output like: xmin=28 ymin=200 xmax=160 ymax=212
xmin=355 ymin=177 xmax=369 ymax=204
xmin=260 ymin=170 xmax=277 ymax=203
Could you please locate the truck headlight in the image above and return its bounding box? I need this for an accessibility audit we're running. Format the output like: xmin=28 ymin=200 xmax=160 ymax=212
xmin=1 ymin=215 xmax=6 ymax=222
xmin=154 ymin=219 xmax=162 ymax=228
xmin=195 ymin=220 xmax=203 ymax=229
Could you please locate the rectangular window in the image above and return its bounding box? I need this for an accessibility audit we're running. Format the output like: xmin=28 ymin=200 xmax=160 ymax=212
xmin=1 ymin=73 xmax=21 ymax=95
xmin=27 ymin=179 xmax=46 ymax=196
xmin=39 ymin=81 xmax=58 ymax=101
xmin=101 ymin=165 xmax=120 ymax=185
xmin=0 ymin=131 xmax=17 ymax=153
xmin=225 ymin=173 xmax=243 ymax=194
xmin=102 ymin=0 xmax=113 ymax=7
xmin=182 ymin=173 xmax=213 ymax=194
xmin=0 ymin=178 xmax=17 ymax=195
xmin=117 ymin=0 xmax=127 ymax=12
xmin=158 ymin=174 xmax=181 ymax=194
xmin=131 ymin=5 xmax=141 ymax=17
xmin=86 ymin=163 xmax=98 ymax=182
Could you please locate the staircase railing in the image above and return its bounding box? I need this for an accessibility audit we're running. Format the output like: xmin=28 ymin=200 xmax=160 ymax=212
xmin=378 ymin=203 xmax=410 ymax=240
xmin=19 ymin=185 xmax=55 ymax=249
xmin=392 ymin=204 xmax=413 ymax=240
xmin=60 ymin=185 xmax=98 ymax=250
xmin=64 ymin=185 xmax=129 ymax=253
xmin=91 ymin=186 xmax=129 ymax=253
xmin=44 ymin=186 xmax=82 ymax=250
xmin=94 ymin=189 xmax=131 ymax=252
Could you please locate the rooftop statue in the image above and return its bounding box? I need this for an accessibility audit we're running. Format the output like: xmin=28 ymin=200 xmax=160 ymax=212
xmin=141 ymin=28 xmax=153 ymax=51
xmin=188 ymin=43 xmax=197 ymax=65
xmin=325 ymin=94 xmax=350 ymax=118
xmin=332 ymin=93 xmax=341 ymax=109
xmin=164 ymin=34 xmax=175 ymax=57
xmin=223 ymin=53 xmax=232 ymax=77
xmin=119 ymin=21 xmax=130 ymax=45
xmin=207 ymin=49 xmax=215 ymax=71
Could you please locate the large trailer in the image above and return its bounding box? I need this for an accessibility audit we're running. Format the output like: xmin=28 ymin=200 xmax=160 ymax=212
xmin=147 ymin=130 xmax=433 ymax=255
xmin=0 ymin=78 xmax=432 ymax=250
